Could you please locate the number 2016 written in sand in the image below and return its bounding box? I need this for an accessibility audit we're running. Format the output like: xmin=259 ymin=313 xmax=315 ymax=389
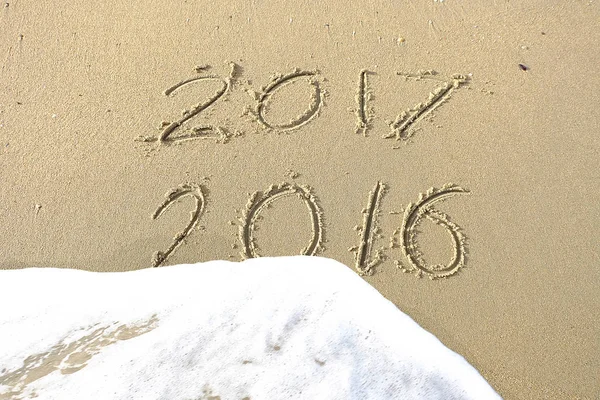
xmin=150 ymin=181 xmax=468 ymax=280
xmin=141 ymin=63 xmax=471 ymax=280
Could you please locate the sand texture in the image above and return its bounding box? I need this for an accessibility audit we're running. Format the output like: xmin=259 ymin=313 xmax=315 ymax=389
xmin=0 ymin=0 xmax=599 ymax=398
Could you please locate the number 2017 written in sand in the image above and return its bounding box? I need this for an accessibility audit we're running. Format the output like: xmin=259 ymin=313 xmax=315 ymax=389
xmin=136 ymin=62 xmax=470 ymax=144
xmin=141 ymin=63 xmax=471 ymax=280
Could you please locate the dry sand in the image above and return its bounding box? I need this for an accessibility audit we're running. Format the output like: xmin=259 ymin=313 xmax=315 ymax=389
xmin=0 ymin=0 xmax=598 ymax=398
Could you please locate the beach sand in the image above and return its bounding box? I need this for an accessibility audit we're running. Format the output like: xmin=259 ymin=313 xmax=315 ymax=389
xmin=0 ymin=0 xmax=598 ymax=398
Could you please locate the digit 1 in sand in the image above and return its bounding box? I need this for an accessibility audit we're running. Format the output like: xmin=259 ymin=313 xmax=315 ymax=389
xmin=350 ymin=181 xmax=386 ymax=275
xmin=354 ymin=69 xmax=374 ymax=136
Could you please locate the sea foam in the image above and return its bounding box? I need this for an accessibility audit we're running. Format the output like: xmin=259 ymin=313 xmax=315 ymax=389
xmin=0 ymin=256 xmax=500 ymax=399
